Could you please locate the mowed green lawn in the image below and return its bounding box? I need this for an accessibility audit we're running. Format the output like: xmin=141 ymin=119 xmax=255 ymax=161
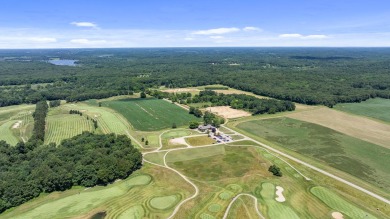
xmin=45 ymin=114 xmax=94 ymax=145
xmin=237 ymin=117 xmax=390 ymax=192
xmin=334 ymin=98 xmax=390 ymax=123
xmin=103 ymin=98 xmax=200 ymax=131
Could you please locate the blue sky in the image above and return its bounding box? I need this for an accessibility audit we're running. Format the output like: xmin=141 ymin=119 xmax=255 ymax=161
xmin=0 ymin=0 xmax=389 ymax=48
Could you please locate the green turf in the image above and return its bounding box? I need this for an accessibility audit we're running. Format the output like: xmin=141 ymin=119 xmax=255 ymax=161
xmin=260 ymin=183 xmax=300 ymax=219
xmin=237 ymin=117 xmax=390 ymax=191
xmin=208 ymin=204 xmax=222 ymax=213
xmin=169 ymin=146 xmax=259 ymax=181
xmin=149 ymin=195 xmax=179 ymax=210
xmin=334 ymin=98 xmax=390 ymax=123
xmin=0 ymin=120 xmax=19 ymax=145
xmin=126 ymin=175 xmax=152 ymax=187
xmin=166 ymin=145 xmax=225 ymax=163
xmin=118 ymin=205 xmax=144 ymax=219
xmin=311 ymin=187 xmax=377 ymax=219
xmin=200 ymin=213 xmax=216 ymax=219
xmin=185 ymin=136 xmax=216 ymax=146
xmin=219 ymin=192 xmax=232 ymax=200
xmin=143 ymin=152 xmax=167 ymax=166
xmin=162 ymin=130 xmax=192 ymax=139
xmin=44 ymin=114 xmax=94 ymax=145
xmin=0 ymin=104 xmax=35 ymax=121
xmin=103 ymin=98 xmax=201 ymax=131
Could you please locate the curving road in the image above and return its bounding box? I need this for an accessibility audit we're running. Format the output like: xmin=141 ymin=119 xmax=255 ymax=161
xmin=221 ymin=125 xmax=390 ymax=205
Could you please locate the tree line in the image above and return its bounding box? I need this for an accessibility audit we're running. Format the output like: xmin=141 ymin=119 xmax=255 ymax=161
xmin=0 ymin=132 xmax=142 ymax=213
xmin=29 ymin=101 xmax=48 ymax=145
xmin=193 ymin=90 xmax=295 ymax=114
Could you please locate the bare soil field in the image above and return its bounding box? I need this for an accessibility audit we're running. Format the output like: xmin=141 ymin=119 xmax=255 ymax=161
xmin=205 ymin=106 xmax=251 ymax=119
xmin=288 ymin=107 xmax=390 ymax=149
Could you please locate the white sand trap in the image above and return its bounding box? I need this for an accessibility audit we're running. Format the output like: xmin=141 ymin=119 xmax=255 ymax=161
xmin=332 ymin=212 xmax=344 ymax=219
xmin=169 ymin=137 xmax=187 ymax=145
xmin=275 ymin=186 xmax=286 ymax=202
xmin=12 ymin=120 xmax=22 ymax=129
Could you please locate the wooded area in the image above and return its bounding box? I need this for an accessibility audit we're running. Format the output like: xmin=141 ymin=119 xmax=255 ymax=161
xmin=1 ymin=48 xmax=390 ymax=107
xmin=0 ymin=132 xmax=142 ymax=213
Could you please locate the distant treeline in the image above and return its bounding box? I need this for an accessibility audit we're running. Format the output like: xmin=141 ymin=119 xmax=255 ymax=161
xmin=193 ymin=90 xmax=295 ymax=114
xmin=1 ymin=48 xmax=390 ymax=107
xmin=0 ymin=132 xmax=142 ymax=213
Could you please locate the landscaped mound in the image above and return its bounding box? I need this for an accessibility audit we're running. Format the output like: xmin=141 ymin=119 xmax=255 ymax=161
xmin=0 ymin=132 xmax=142 ymax=213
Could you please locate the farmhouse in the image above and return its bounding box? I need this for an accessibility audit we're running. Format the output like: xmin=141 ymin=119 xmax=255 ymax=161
xmin=198 ymin=124 xmax=215 ymax=132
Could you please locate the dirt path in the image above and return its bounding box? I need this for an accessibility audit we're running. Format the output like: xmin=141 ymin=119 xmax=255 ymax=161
xmin=223 ymin=193 xmax=265 ymax=219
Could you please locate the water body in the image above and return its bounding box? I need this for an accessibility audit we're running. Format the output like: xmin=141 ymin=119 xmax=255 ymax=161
xmin=48 ymin=59 xmax=78 ymax=66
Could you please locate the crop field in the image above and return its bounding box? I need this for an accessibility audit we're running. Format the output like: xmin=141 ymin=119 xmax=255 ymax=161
xmin=237 ymin=117 xmax=390 ymax=192
xmin=288 ymin=107 xmax=390 ymax=148
xmin=45 ymin=114 xmax=94 ymax=145
xmin=103 ymin=98 xmax=201 ymax=131
xmin=1 ymin=164 xmax=193 ymax=219
xmin=334 ymin=98 xmax=390 ymax=123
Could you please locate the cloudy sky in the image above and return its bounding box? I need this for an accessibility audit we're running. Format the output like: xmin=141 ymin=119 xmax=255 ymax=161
xmin=0 ymin=0 xmax=389 ymax=48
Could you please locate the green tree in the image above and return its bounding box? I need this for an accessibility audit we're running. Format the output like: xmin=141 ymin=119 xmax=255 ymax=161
xmin=172 ymin=123 xmax=177 ymax=128
xmin=189 ymin=121 xmax=199 ymax=129
xmin=140 ymin=92 xmax=146 ymax=98
xmin=268 ymin=165 xmax=282 ymax=177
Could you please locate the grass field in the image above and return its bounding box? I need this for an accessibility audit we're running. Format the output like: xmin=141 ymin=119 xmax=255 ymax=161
xmin=103 ymin=98 xmax=201 ymax=131
xmin=185 ymin=136 xmax=216 ymax=146
xmin=45 ymin=114 xmax=94 ymax=144
xmin=334 ymin=98 xmax=390 ymax=123
xmin=0 ymin=120 xmax=19 ymax=145
xmin=237 ymin=117 xmax=390 ymax=192
xmin=311 ymin=186 xmax=377 ymax=218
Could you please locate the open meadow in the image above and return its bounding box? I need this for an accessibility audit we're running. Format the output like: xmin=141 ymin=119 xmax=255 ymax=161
xmin=103 ymin=98 xmax=201 ymax=131
xmin=334 ymin=98 xmax=390 ymax=123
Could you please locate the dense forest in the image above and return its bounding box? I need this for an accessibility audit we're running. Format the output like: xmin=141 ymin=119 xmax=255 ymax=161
xmin=1 ymin=48 xmax=390 ymax=107
xmin=0 ymin=132 xmax=142 ymax=213
xmin=192 ymin=90 xmax=295 ymax=114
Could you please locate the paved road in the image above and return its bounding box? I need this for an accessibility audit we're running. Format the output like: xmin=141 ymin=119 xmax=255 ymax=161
xmin=221 ymin=125 xmax=390 ymax=205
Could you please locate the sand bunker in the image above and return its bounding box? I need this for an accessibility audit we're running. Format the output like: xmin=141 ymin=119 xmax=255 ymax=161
xmin=163 ymin=88 xmax=200 ymax=93
xmin=275 ymin=186 xmax=286 ymax=202
xmin=331 ymin=212 xmax=344 ymax=219
xmin=12 ymin=120 xmax=22 ymax=129
xmin=205 ymin=106 xmax=251 ymax=119
xmin=169 ymin=137 xmax=188 ymax=145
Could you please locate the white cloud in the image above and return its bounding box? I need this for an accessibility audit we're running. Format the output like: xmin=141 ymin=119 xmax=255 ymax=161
xmin=71 ymin=22 xmax=98 ymax=28
xmin=192 ymin=27 xmax=240 ymax=35
xmin=304 ymin=34 xmax=328 ymax=39
xmin=279 ymin=33 xmax=328 ymax=39
xmin=184 ymin=37 xmax=194 ymax=41
xmin=27 ymin=37 xmax=57 ymax=43
xmin=243 ymin=26 xmax=261 ymax=31
xmin=70 ymin=38 xmax=107 ymax=45
xmin=279 ymin=33 xmax=303 ymax=38
xmin=210 ymin=36 xmax=224 ymax=39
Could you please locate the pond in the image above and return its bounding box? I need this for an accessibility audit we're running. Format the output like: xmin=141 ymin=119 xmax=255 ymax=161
xmin=48 ymin=59 xmax=78 ymax=66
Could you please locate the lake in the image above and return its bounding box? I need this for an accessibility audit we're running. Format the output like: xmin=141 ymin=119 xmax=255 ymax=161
xmin=48 ymin=59 xmax=78 ymax=66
